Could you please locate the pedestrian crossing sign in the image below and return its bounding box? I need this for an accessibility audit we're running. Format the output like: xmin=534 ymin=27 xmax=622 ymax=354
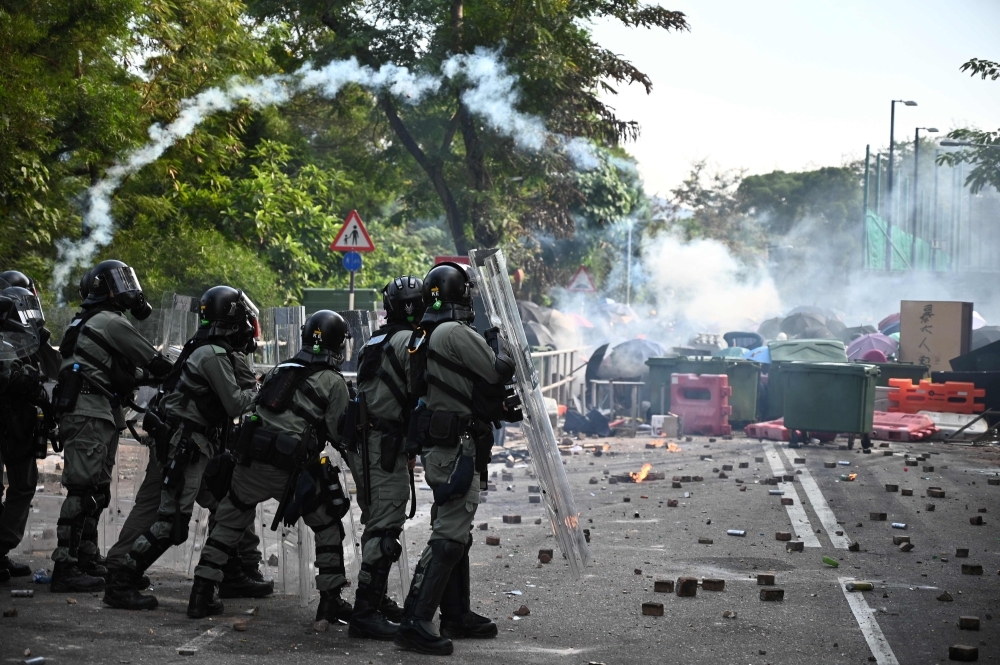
xmin=330 ymin=210 xmax=376 ymax=252
xmin=566 ymin=266 xmax=597 ymax=293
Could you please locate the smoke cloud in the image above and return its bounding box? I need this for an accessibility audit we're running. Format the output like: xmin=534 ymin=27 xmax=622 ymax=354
xmin=53 ymin=49 xmax=599 ymax=298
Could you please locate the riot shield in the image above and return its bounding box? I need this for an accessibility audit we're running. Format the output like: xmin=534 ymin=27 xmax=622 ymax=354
xmin=157 ymin=292 xmax=200 ymax=361
xmin=254 ymin=306 xmax=306 ymax=370
xmin=469 ymin=248 xmax=590 ymax=577
xmin=336 ymin=309 xmax=378 ymax=376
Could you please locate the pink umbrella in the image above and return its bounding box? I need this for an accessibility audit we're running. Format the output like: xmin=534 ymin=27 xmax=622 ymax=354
xmin=847 ymin=333 xmax=898 ymax=360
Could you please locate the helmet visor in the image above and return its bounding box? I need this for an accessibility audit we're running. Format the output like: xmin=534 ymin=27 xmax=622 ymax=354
xmin=105 ymin=265 xmax=143 ymax=296
xmin=340 ymin=332 xmax=354 ymax=364
xmin=235 ymin=291 xmax=261 ymax=339
xmin=20 ymin=293 xmax=44 ymax=326
xmin=0 ymin=295 xmax=40 ymax=360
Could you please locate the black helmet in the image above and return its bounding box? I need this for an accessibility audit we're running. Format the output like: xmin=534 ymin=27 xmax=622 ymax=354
xmin=301 ymin=310 xmax=352 ymax=367
xmin=0 ymin=271 xmax=43 ymax=323
xmin=199 ymin=285 xmax=260 ymax=353
xmin=383 ymin=275 xmax=425 ymax=324
xmin=0 ymin=286 xmax=42 ymax=359
xmin=78 ymin=269 xmax=93 ymax=302
xmin=421 ymin=262 xmax=475 ymax=324
xmin=83 ymin=259 xmax=152 ymax=320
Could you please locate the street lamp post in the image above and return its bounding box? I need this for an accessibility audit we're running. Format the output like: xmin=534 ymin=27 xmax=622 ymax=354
xmin=886 ymin=99 xmax=917 ymax=269
xmin=911 ymin=126 xmax=938 ymax=266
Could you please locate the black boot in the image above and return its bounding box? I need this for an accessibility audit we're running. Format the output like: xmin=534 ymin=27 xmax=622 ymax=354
xmin=315 ymin=587 xmax=353 ymax=624
xmin=102 ymin=567 xmax=158 ymax=610
xmin=439 ymin=537 xmax=497 ymax=639
xmin=187 ymin=576 xmax=224 ymax=619
xmin=103 ymin=565 xmax=150 ymax=590
xmin=241 ymin=560 xmax=271 ymax=584
xmin=219 ymin=558 xmax=274 ymax=599
xmin=51 ymin=561 xmax=106 ymax=593
xmin=349 ymin=563 xmax=399 ymax=640
xmin=379 ymin=594 xmax=404 ymax=622
xmin=78 ymin=550 xmax=108 ymax=577
xmin=394 ymin=540 xmax=464 ymax=656
xmin=0 ymin=554 xmax=31 ymax=577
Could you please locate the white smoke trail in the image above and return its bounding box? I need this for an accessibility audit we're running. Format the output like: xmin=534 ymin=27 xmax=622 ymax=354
xmin=53 ymin=50 xmax=602 ymax=298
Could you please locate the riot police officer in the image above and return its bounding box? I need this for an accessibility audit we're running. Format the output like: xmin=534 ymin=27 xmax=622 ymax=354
xmin=0 ymin=278 xmax=51 ymax=582
xmin=395 ymin=263 xmax=515 ymax=655
xmin=186 ymin=310 xmax=353 ymax=621
xmin=346 ymin=276 xmax=425 ymax=640
xmin=50 ymin=260 xmax=172 ymax=593
xmin=103 ymin=285 xmax=260 ymax=609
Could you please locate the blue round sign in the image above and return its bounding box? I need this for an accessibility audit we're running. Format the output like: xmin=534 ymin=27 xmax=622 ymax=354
xmin=342 ymin=251 xmax=363 ymax=272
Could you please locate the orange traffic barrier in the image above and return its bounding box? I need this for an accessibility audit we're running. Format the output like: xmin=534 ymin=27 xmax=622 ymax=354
xmin=887 ymin=378 xmax=985 ymax=415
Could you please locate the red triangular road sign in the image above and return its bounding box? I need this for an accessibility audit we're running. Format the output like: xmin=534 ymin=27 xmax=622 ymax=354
xmin=566 ymin=266 xmax=597 ymax=293
xmin=330 ymin=210 xmax=376 ymax=252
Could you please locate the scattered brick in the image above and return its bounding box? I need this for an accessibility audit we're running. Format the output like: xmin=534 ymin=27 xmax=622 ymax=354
xmin=529 ymin=495 xmax=541 ymax=504
xmin=987 ymin=478 xmax=999 ymax=486
xmin=755 ymin=457 xmax=765 ymax=463
xmin=641 ymin=602 xmax=664 ymax=616
xmin=676 ymin=577 xmax=698 ymax=597
xmin=623 ymin=497 xmax=631 ymax=503
xmin=654 ymin=580 xmax=674 ymax=593
xmin=978 ymin=507 xmax=987 ymax=513
xmin=848 ymin=541 xmax=861 ymax=552
xmin=970 ymin=516 xmax=984 ymax=525
xmin=680 ymin=476 xmax=692 ymax=482
xmin=667 ymin=499 xmax=679 ymax=507
xmin=885 ymin=484 xmax=898 ymax=492
xmin=514 ymin=605 xmax=530 ymax=616
xmin=959 ymin=616 xmax=980 ymax=631
xmin=759 ymin=588 xmax=784 ymax=601
xmin=926 ymin=504 xmax=936 ymax=511
xmin=775 ymin=532 xmax=792 ymax=541
xmin=783 ymin=474 xmax=795 ymax=482
xmin=948 ymin=644 xmax=978 ymax=662
xmin=899 ymin=543 xmax=915 ymax=552
xmin=824 ymin=462 xmax=837 ymax=468
xmin=961 ymin=564 xmax=983 ymax=575
xmin=781 ymin=498 xmax=794 ymax=506
xmin=672 ymin=482 xmax=682 ymax=488
xmin=609 ymin=477 xmax=619 ymax=485
xmin=589 ymin=478 xmax=599 ymax=484
xmin=698 ymin=538 xmax=714 ymax=545
xmin=738 ymin=462 xmax=749 ymax=468
xmin=692 ymin=475 xmax=704 ymax=482
xmin=702 ymin=578 xmax=725 ymax=591
xmin=794 ymin=458 xmax=806 ymax=464
xmin=634 ymin=568 xmax=643 ymax=575
xmin=718 ymin=472 xmax=728 ymax=479
xmin=486 ymin=536 xmax=500 ymax=546
xmin=938 ymin=592 xmax=954 ymax=602
xmin=2 ymin=608 xmax=16 ymax=618
xmin=956 ymin=548 xmax=969 ymax=558
xmin=893 ymin=536 xmax=911 ymax=545
xmin=923 ymin=466 xmax=934 ymax=472
xmin=722 ymin=464 xmax=733 ymax=471
xmin=928 ymin=488 xmax=946 ymax=498
xmin=502 ymin=515 xmax=521 ymax=524
xmin=757 ymin=574 xmax=775 ymax=585
xmin=786 ymin=541 xmax=804 ymax=552
xmin=870 ymin=512 xmax=887 ymax=521
xmin=883 ymin=450 xmax=894 ymax=456
xmin=901 ymin=489 xmax=913 ymax=496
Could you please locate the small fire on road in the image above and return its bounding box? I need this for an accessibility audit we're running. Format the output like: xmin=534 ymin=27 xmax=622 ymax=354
xmin=631 ymin=463 xmax=653 ymax=483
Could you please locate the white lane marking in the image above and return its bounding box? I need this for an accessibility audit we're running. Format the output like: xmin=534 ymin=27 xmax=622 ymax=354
xmin=177 ymin=627 xmax=226 ymax=655
xmin=764 ymin=444 xmax=821 ymax=547
xmin=779 ymin=447 xmax=851 ymax=549
xmin=838 ymin=577 xmax=900 ymax=665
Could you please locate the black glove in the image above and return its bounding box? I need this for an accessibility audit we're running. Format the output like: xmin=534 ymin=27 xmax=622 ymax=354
xmin=145 ymin=353 xmax=174 ymax=380
xmin=8 ymin=363 xmax=42 ymax=395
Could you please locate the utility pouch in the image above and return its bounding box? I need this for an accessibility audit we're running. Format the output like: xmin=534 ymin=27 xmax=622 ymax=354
xmin=203 ymin=451 xmax=236 ymax=502
xmin=52 ymin=366 xmax=84 ymax=416
xmin=427 ymin=411 xmax=460 ymax=449
xmin=311 ymin=458 xmax=351 ymax=520
xmin=432 ymin=451 xmax=475 ymax=506
xmin=250 ymin=427 xmax=303 ymax=472
xmin=378 ymin=423 xmax=405 ymax=473
xmin=235 ymin=414 xmax=260 ymax=465
xmin=142 ymin=408 xmax=171 ymax=459
xmin=339 ymin=398 xmax=360 ymax=452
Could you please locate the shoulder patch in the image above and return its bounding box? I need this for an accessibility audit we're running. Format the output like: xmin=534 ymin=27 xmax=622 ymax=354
xmin=210 ymin=345 xmax=230 ymax=355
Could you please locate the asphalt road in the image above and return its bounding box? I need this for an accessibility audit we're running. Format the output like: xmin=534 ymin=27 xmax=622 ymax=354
xmin=2 ymin=434 xmax=998 ymax=665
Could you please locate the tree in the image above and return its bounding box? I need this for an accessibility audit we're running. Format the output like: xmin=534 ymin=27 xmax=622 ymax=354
xmin=247 ymin=0 xmax=688 ymax=255
xmin=937 ymin=58 xmax=1000 ymax=194
xmin=737 ymin=165 xmax=862 ymax=237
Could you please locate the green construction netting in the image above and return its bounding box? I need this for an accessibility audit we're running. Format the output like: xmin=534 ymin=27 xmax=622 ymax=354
xmin=865 ymin=211 xmax=949 ymax=271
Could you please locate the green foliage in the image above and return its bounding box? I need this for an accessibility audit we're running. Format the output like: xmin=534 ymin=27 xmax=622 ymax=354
xmin=935 ymin=58 xmax=1000 ymax=195
xmin=737 ymin=166 xmax=862 ymax=236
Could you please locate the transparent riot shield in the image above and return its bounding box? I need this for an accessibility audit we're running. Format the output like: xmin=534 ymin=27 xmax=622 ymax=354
xmin=469 ymin=248 xmax=590 ymax=577
xmin=254 ymin=306 xmax=306 ymax=370
xmin=336 ymin=309 xmax=378 ymax=377
xmin=158 ymin=292 xmax=200 ymax=360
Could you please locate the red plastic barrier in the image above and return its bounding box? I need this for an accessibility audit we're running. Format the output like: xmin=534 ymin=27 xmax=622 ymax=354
xmin=744 ymin=419 xmax=790 ymax=441
xmin=870 ymin=411 xmax=938 ymax=442
xmin=671 ymin=373 xmax=732 ymax=436
xmin=743 ymin=418 xmax=837 ymax=442
xmin=887 ymin=378 xmax=985 ymax=414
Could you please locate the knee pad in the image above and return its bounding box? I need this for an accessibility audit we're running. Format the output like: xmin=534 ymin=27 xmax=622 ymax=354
xmin=379 ymin=535 xmax=403 ymax=562
xmin=67 ymin=487 xmax=99 ymax=515
xmin=159 ymin=512 xmax=193 ymax=545
xmin=430 ymin=539 xmax=465 ymax=567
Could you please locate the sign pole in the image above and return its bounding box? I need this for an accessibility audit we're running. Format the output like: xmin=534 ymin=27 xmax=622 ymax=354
xmin=348 ymin=270 xmax=356 ymax=311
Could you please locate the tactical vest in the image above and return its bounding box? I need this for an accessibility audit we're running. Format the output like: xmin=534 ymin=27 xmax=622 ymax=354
xmin=59 ymin=305 xmax=138 ymax=395
xmin=356 ymin=324 xmax=411 ymax=415
xmin=158 ymin=336 xmax=237 ymax=428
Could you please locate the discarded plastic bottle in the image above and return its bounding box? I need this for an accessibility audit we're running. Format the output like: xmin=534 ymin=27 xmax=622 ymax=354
xmin=846 ymin=581 xmax=873 ymax=591
xmin=31 ymin=568 xmax=51 ymax=584
xmin=25 ymin=657 xmax=46 ymax=665
xmin=891 ymin=523 xmax=907 ymax=530
xmin=768 ymin=490 xmax=784 ymax=495
xmin=822 ymin=556 xmax=840 ymax=568
xmin=727 ymin=529 xmax=746 ymax=537
xmin=10 ymin=589 xmax=33 ymax=598
xmin=838 ymin=461 xmax=850 ymax=466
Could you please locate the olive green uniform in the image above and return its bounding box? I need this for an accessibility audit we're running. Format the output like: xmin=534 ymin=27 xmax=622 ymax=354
xmin=105 ymin=352 xmax=261 ymax=570
xmin=121 ymin=344 xmax=255 ymax=574
xmin=194 ymin=362 xmax=350 ymax=592
xmin=52 ymin=310 xmax=158 ymax=565
xmin=408 ymin=321 xmax=500 ymax=596
xmin=347 ymin=329 xmax=413 ymax=585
